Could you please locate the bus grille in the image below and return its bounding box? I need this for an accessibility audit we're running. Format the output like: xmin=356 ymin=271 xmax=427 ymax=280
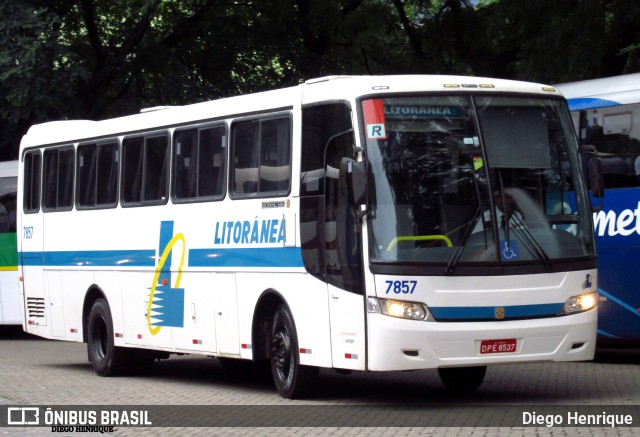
xmin=27 ymin=297 xmax=45 ymax=318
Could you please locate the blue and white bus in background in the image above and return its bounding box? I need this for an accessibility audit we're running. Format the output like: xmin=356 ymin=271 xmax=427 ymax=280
xmin=557 ymin=73 xmax=640 ymax=343
xmin=18 ymin=75 xmax=599 ymax=398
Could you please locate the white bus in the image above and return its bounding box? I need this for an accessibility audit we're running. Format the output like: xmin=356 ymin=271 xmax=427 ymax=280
xmin=18 ymin=75 xmax=599 ymax=398
xmin=0 ymin=160 xmax=19 ymax=325
xmin=556 ymin=73 xmax=640 ymax=342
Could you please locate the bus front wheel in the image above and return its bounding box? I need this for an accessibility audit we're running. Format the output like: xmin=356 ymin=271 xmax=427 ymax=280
xmin=87 ymin=298 xmax=130 ymax=376
xmin=438 ymin=366 xmax=487 ymax=392
xmin=270 ymin=305 xmax=317 ymax=398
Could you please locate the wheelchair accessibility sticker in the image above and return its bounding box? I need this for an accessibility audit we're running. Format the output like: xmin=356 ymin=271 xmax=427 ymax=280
xmin=500 ymin=240 xmax=519 ymax=261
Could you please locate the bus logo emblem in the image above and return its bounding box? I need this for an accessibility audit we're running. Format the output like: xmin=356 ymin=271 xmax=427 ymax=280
xmin=147 ymin=221 xmax=186 ymax=335
xmin=494 ymin=307 xmax=505 ymax=319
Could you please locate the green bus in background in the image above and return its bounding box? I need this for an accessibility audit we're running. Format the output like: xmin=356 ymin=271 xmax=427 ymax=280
xmin=0 ymin=161 xmax=19 ymax=325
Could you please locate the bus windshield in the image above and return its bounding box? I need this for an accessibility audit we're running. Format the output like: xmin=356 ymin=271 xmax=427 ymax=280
xmin=363 ymin=94 xmax=595 ymax=269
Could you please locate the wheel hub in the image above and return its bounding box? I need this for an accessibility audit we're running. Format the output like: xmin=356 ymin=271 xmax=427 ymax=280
xmin=272 ymin=330 xmax=291 ymax=375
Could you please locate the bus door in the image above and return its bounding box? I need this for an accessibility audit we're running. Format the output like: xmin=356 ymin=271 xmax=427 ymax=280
xmin=324 ymin=130 xmax=367 ymax=371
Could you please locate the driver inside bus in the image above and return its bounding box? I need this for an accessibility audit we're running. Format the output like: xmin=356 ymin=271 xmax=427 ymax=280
xmin=474 ymin=189 xmax=523 ymax=233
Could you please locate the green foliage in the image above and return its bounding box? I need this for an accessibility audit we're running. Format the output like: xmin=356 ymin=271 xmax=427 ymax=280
xmin=1 ymin=0 xmax=640 ymax=160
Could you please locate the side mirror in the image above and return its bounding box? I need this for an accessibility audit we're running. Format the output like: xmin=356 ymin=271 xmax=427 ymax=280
xmin=350 ymin=161 xmax=366 ymax=206
xmin=340 ymin=158 xmax=366 ymax=206
xmin=581 ymin=145 xmax=604 ymax=211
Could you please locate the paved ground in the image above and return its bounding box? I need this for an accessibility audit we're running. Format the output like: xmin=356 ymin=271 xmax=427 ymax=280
xmin=0 ymin=326 xmax=639 ymax=436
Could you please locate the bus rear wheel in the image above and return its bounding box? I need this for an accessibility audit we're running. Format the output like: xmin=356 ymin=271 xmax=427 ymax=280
xmin=270 ymin=305 xmax=317 ymax=399
xmin=87 ymin=298 xmax=130 ymax=376
xmin=438 ymin=366 xmax=487 ymax=392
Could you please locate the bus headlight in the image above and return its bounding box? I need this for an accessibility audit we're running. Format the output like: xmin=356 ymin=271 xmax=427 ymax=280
xmin=367 ymin=297 xmax=434 ymax=321
xmin=561 ymin=292 xmax=598 ymax=314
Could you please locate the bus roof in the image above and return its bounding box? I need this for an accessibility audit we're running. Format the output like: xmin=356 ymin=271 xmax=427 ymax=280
xmin=21 ymin=75 xmax=560 ymax=149
xmin=555 ymin=73 xmax=640 ymax=111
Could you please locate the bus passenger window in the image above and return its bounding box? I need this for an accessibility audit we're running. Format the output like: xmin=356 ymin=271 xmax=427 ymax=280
xmin=77 ymin=142 xmax=119 ymax=209
xmin=260 ymin=118 xmax=291 ymax=193
xmin=198 ymin=127 xmax=226 ymax=198
xmin=144 ymin=136 xmax=169 ymax=201
xmin=43 ymin=147 xmax=74 ymax=211
xmin=23 ymin=152 xmax=41 ymax=214
xmin=231 ymin=115 xmax=291 ymax=197
xmin=77 ymin=144 xmax=97 ymax=207
xmin=174 ymin=130 xmax=198 ymax=199
xmin=123 ymin=137 xmax=144 ymax=203
xmin=173 ymin=125 xmax=226 ymax=202
xmin=122 ymin=134 xmax=169 ymax=205
xmin=96 ymin=143 xmax=119 ymax=206
xmin=232 ymin=121 xmax=260 ymax=195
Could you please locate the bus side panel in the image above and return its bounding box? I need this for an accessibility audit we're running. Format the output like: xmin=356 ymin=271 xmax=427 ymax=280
xmin=212 ymin=272 xmax=239 ymax=355
xmin=49 ymin=270 xmax=93 ymax=342
xmin=45 ymin=271 xmax=67 ymax=338
xmin=41 ymin=211 xmax=100 ymax=343
xmin=121 ymin=269 xmax=175 ymax=350
xmin=328 ymin=286 xmax=366 ymax=370
xmin=171 ymin=272 xmax=218 ymax=354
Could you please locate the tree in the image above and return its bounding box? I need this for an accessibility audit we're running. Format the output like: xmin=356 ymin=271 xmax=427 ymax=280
xmin=2 ymin=0 xmax=640 ymax=161
xmin=0 ymin=2 xmax=80 ymax=160
xmin=476 ymin=0 xmax=640 ymax=83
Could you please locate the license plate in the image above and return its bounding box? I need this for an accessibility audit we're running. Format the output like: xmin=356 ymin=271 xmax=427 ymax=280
xmin=480 ymin=338 xmax=517 ymax=354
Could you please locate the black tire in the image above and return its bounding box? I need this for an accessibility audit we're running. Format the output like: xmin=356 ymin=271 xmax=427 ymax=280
xmin=438 ymin=366 xmax=487 ymax=392
xmin=87 ymin=298 xmax=131 ymax=376
xmin=270 ymin=305 xmax=318 ymax=399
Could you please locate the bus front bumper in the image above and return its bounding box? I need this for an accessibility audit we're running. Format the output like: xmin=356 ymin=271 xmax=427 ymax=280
xmin=366 ymin=309 xmax=597 ymax=371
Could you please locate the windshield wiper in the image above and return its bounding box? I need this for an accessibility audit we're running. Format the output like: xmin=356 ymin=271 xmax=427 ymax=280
xmin=509 ymin=213 xmax=553 ymax=270
xmin=497 ymin=174 xmax=511 ymax=244
xmin=444 ymin=204 xmax=487 ymax=274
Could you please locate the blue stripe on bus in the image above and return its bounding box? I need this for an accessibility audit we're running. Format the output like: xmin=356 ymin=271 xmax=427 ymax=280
xmin=566 ymin=97 xmax=621 ymax=111
xmin=19 ymin=247 xmax=304 ymax=268
xmin=188 ymin=247 xmax=304 ymax=268
xmin=430 ymin=303 xmax=564 ymax=320
xmin=598 ymin=288 xmax=640 ymax=319
xmin=597 ymin=329 xmax=620 ymax=339
xmin=20 ymin=250 xmax=157 ymax=267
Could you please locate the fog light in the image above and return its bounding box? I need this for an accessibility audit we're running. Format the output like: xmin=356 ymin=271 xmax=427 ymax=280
xmin=561 ymin=292 xmax=598 ymax=314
